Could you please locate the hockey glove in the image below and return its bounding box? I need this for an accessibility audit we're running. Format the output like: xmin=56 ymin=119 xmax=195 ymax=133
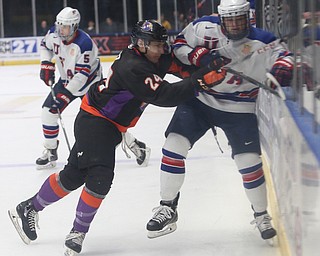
xmin=49 ymin=93 xmax=71 ymax=114
xmin=270 ymin=52 xmax=293 ymax=88
xmin=40 ymin=61 xmax=55 ymax=86
xmin=188 ymin=46 xmax=230 ymax=68
xmin=191 ymin=66 xmax=227 ymax=91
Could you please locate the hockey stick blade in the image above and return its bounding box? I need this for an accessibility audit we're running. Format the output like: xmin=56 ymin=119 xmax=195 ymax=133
xmin=223 ymin=67 xmax=286 ymax=100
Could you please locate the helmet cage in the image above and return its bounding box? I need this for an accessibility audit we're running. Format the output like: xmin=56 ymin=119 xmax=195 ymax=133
xmin=218 ymin=1 xmax=250 ymax=40
xmin=55 ymin=7 xmax=80 ymax=41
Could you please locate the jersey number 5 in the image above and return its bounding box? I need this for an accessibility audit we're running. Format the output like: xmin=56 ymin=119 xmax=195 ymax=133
xmin=145 ymin=74 xmax=162 ymax=91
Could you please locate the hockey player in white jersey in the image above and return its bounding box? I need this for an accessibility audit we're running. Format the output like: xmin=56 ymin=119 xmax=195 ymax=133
xmin=147 ymin=0 xmax=293 ymax=242
xmin=36 ymin=7 xmax=150 ymax=169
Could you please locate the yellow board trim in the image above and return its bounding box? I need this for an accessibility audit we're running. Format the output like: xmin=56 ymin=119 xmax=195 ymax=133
xmin=0 ymin=55 xmax=117 ymax=66
xmin=262 ymin=155 xmax=292 ymax=256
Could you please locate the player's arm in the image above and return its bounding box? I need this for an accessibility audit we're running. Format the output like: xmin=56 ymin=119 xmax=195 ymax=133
xmin=39 ymin=33 xmax=55 ymax=86
xmin=173 ymin=22 xmax=221 ymax=68
xmin=65 ymin=50 xmax=93 ymax=95
xmin=125 ymin=61 xmax=227 ymax=107
xmin=268 ymin=40 xmax=294 ymax=87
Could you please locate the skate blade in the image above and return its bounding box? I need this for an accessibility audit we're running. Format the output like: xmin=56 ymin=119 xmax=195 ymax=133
xmin=139 ymin=147 xmax=151 ymax=167
xmin=36 ymin=161 xmax=57 ymax=170
xmin=147 ymin=223 xmax=177 ymax=239
xmin=64 ymin=246 xmax=79 ymax=256
xmin=8 ymin=209 xmax=31 ymax=245
xmin=264 ymin=236 xmax=277 ymax=247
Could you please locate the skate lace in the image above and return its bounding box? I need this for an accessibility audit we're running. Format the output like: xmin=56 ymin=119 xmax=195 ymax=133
xmin=40 ymin=148 xmax=50 ymax=160
xmin=151 ymin=205 xmax=174 ymax=223
xmin=28 ymin=210 xmax=40 ymax=231
xmin=66 ymin=231 xmax=85 ymax=246
xmin=250 ymin=214 xmax=273 ymax=231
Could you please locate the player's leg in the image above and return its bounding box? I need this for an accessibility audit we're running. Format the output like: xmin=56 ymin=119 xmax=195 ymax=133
xmin=147 ymin=98 xmax=210 ymax=238
xmin=36 ymin=81 xmax=76 ymax=169
xmin=220 ymin=112 xmax=277 ymax=241
xmin=64 ymin=110 xmax=122 ymax=255
xmin=8 ymin=158 xmax=84 ymax=245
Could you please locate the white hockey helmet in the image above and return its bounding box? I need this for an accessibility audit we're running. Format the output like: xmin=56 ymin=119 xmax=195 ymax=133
xmin=55 ymin=7 xmax=81 ymax=41
xmin=218 ymin=0 xmax=250 ymax=40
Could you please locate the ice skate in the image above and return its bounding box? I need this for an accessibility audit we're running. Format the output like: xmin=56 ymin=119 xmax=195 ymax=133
xmin=251 ymin=210 xmax=277 ymax=245
xmin=147 ymin=193 xmax=179 ymax=238
xmin=123 ymin=133 xmax=151 ymax=167
xmin=64 ymin=229 xmax=86 ymax=255
xmin=36 ymin=141 xmax=59 ymax=169
xmin=8 ymin=198 xmax=39 ymax=245
xmin=129 ymin=139 xmax=151 ymax=166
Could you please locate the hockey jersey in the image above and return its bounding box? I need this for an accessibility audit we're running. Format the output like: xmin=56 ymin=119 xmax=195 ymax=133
xmin=173 ymin=15 xmax=290 ymax=113
xmin=81 ymin=47 xmax=197 ymax=132
xmin=40 ymin=27 xmax=102 ymax=97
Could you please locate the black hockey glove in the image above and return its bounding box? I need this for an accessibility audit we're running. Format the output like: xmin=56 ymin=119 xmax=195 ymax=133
xmin=191 ymin=66 xmax=227 ymax=91
xmin=49 ymin=93 xmax=71 ymax=114
xmin=40 ymin=61 xmax=55 ymax=86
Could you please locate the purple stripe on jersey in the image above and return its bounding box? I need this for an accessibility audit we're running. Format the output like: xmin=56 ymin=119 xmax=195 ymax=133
xmin=99 ymin=90 xmax=134 ymax=119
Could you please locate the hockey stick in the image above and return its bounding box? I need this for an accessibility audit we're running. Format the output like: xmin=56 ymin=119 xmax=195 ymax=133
xmin=49 ymin=81 xmax=71 ymax=151
xmin=222 ymin=67 xmax=286 ymax=100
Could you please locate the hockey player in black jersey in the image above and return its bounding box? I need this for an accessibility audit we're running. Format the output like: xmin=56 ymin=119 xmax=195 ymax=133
xmin=8 ymin=19 xmax=229 ymax=255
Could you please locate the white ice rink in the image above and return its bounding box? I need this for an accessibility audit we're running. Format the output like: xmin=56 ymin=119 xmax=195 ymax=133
xmin=0 ymin=63 xmax=280 ymax=256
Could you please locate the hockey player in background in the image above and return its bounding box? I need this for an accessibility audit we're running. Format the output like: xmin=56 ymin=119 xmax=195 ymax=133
xmin=8 ymin=20 xmax=228 ymax=255
xmin=147 ymin=0 xmax=293 ymax=242
xmin=36 ymin=7 xmax=150 ymax=170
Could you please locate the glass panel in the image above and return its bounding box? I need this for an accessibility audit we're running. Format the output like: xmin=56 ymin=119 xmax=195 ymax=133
xmin=126 ymin=0 xmax=138 ymax=33
xmin=35 ymin=0 xmax=64 ymax=36
xmin=142 ymin=0 xmax=157 ymax=20
xmin=97 ymin=0 xmax=125 ymax=34
xmin=160 ymin=0 xmax=174 ymax=31
xmin=67 ymin=0 xmax=96 ymax=35
xmin=3 ymin=0 xmax=33 ymax=37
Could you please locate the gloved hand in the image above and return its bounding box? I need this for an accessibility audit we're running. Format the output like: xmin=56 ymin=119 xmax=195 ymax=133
xmin=49 ymin=93 xmax=71 ymax=114
xmin=188 ymin=46 xmax=224 ymax=67
xmin=191 ymin=67 xmax=227 ymax=91
xmin=40 ymin=61 xmax=55 ymax=86
xmin=270 ymin=54 xmax=293 ymax=88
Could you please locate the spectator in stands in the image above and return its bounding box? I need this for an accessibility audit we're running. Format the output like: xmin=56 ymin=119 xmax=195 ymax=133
xmin=177 ymin=13 xmax=188 ymax=31
xmin=100 ymin=17 xmax=118 ymax=33
xmin=38 ymin=19 xmax=49 ymax=36
xmin=160 ymin=13 xmax=172 ymax=31
xmin=84 ymin=20 xmax=95 ymax=35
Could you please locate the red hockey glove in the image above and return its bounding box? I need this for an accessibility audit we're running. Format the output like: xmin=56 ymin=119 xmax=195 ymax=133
xmin=40 ymin=61 xmax=55 ymax=86
xmin=270 ymin=53 xmax=293 ymax=88
xmin=191 ymin=67 xmax=227 ymax=91
xmin=49 ymin=93 xmax=71 ymax=114
xmin=188 ymin=47 xmax=231 ymax=68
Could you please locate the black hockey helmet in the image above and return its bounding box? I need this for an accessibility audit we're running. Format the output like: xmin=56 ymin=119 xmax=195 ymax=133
xmin=131 ymin=20 xmax=168 ymax=46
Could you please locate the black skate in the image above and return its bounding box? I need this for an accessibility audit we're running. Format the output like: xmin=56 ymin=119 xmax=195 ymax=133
xmin=251 ymin=210 xmax=277 ymax=244
xmin=64 ymin=229 xmax=86 ymax=256
xmin=129 ymin=139 xmax=151 ymax=166
xmin=36 ymin=141 xmax=59 ymax=169
xmin=8 ymin=198 xmax=39 ymax=244
xmin=147 ymin=193 xmax=180 ymax=239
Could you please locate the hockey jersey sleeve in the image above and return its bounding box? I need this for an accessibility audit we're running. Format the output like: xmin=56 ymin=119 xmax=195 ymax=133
xmin=173 ymin=16 xmax=221 ymax=66
xmin=39 ymin=27 xmax=55 ymax=62
xmin=121 ymin=60 xmax=196 ymax=107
